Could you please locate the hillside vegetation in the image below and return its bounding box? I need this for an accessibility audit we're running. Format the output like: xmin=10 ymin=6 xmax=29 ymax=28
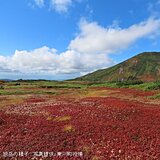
xmin=75 ymin=52 xmax=160 ymax=82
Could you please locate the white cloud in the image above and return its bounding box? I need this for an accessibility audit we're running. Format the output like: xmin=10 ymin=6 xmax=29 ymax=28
xmin=69 ymin=18 xmax=160 ymax=54
xmin=0 ymin=46 xmax=113 ymax=75
xmin=0 ymin=17 xmax=160 ymax=78
xmin=33 ymin=0 xmax=81 ymax=13
xmin=50 ymin=0 xmax=72 ymax=13
xmin=34 ymin=0 xmax=44 ymax=7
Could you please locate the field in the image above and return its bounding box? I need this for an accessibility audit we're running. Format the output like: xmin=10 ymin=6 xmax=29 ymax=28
xmin=0 ymin=80 xmax=160 ymax=160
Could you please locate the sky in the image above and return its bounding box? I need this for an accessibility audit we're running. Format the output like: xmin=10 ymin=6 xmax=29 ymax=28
xmin=0 ymin=0 xmax=160 ymax=80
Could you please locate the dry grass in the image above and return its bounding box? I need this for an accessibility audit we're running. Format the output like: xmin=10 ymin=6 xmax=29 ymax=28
xmin=46 ymin=115 xmax=72 ymax=122
xmin=46 ymin=116 xmax=53 ymax=121
xmin=63 ymin=124 xmax=75 ymax=132
xmin=54 ymin=116 xmax=71 ymax=122
xmin=0 ymin=96 xmax=24 ymax=109
xmin=82 ymin=146 xmax=91 ymax=154
xmin=92 ymin=156 xmax=100 ymax=160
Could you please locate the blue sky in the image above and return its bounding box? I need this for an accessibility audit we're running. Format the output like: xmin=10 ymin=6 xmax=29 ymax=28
xmin=0 ymin=0 xmax=160 ymax=80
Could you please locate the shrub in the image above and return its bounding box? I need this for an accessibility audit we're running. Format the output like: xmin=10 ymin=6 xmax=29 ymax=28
xmin=14 ymin=83 xmax=20 ymax=86
xmin=116 ymin=81 xmax=143 ymax=87
xmin=147 ymin=82 xmax=160 ymax=90
xmin=0 ymin=86 xmax=4 ymax=89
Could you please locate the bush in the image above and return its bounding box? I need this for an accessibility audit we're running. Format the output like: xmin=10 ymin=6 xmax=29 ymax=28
xmin=0 ymin=86 xmax=4 ymax=89
xmin=147 ymin=82 xmax=160 ymax=90
xmin=14 ymin=83 xmax=21 ymax=86
xmin=116 ymin=81 xmax=143 ymax=87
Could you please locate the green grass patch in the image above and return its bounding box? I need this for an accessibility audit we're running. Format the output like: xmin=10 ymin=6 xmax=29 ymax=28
xmin=89 ymin=82 xmax=118 ymax=88
xmin=39 ymin=81 xmax=87 ymax=89
xmin=149 ymin=94 xmax=160 ymax=99
xmin=0 ymin=89 xmax=56 ymax=95
xmin=87 ymin=81 xmax=160 ymax=91
xmin=129 ymin=82 xmax=160 ymax=90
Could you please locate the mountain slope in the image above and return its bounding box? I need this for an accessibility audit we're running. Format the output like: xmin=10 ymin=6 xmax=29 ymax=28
xmin=75 ymin=52 xmax=160 ymax=82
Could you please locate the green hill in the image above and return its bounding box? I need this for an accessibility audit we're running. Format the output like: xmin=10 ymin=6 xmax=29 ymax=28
xmin=75 ymin=52 xmax=160 ymax=82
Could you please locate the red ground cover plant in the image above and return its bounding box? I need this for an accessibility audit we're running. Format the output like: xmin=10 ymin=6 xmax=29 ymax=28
xmin=25 ymin=98 xmax=46 ymax=103
xmin=90 ymin=87 xmax=156 ymax=97
xmin=0 ymin=88 xmax=159 ymax=160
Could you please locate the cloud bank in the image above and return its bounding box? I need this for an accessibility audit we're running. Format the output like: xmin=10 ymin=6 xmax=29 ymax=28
xmin=69 ymin=18 xmax=160 ymax=54
xmin=0 ymin=18 xmax=160 ymax=77
xmin=0 ymin=46 xmax=113 ymax=75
